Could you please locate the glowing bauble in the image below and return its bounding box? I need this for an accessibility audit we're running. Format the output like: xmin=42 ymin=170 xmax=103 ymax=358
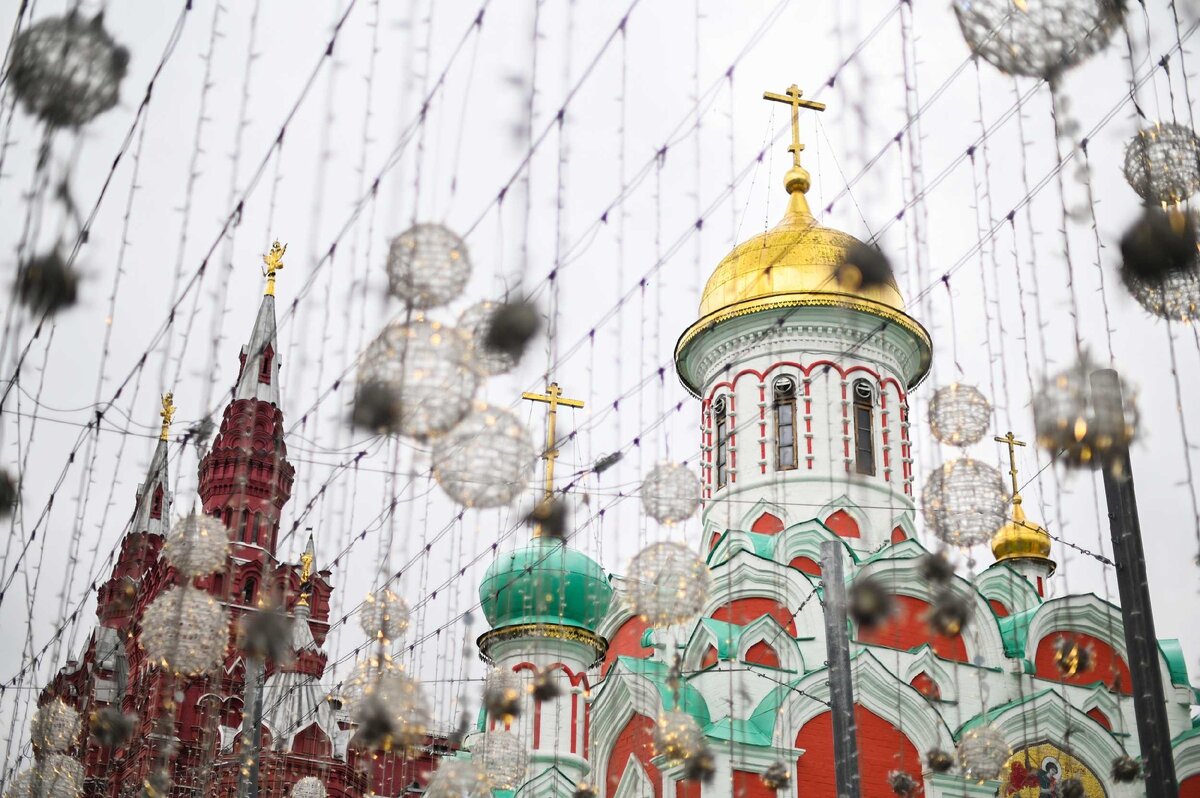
xmin=458 ymin=301 xmax=517 ymax=376
xmin=1053 ymin=636 xmax=1094 ymax=676
xmin=289 ymin=778 xmax=326 ymax=798
xmin=343 ymin=654 xmax=431 ymax=750
xmin=928 ymin=384 xmax=992 ymax=446
xmin=139 ymin=585 xmax=229 ymax=675
xmin=15 ymin=253 xmax=78 ymax=316
xmin=482 ymin=668 xmax=522 ymax=723
xmin=359 ymin=589 xmax=410 ymax=643
xmin=1110 ymin=755 xmax=1141 ymax=782
xmin=1033 ymin=359 xmax=1138 ymax=468
xmin=434 ymin=404 xmax=537 ymax=508
xmin=639 ymin=463 xmax=701 ymax=525
xmin=953 ymin=0 xmax=1124 ymax=79
xmin=653 ymin=711 xmax=706 ymax=767
xmin=5 ymin=755 xmax=85 ymax=798
xmin=474 ymin=730 xmax=528 ymax=791
xmin=1124 ymin=265 xmax=1200 ymax=322
xmin=9 ymin=14 xmax=128 ymax=128
xmin=626 ymin=542 xmax=710 ymax=627
xmin=424 ymin=760 xmax=489 ymax=798
xmin=31 ymin=700 xmax=80 ymax=754
xmin=162 ymin=514 xmax=228 ymax=577
xmin=928 ymin=590 xmax=973 ymax=637
xmin=761 ymin=762 xmax=791 ymax=790
xmin=921 ymin=459 xmax=1008 ymax=547
xmin=356 ymin=318 xmax=478 ymax=439
xmin=1123 ymin=123 xmax=1200 ymax=205
xmin=386 ymin=224 xmax=471 ymax=309
xmin=888 ymin=771 xmax=919 ymax=798
xmin=956 ymin=724 xmax=1011 ymax=782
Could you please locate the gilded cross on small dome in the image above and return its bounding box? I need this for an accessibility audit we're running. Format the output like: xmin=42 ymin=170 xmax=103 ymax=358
xmin=522 ymin=382 xmax=584 ymax=537
xmin=262 ymin=239 xmax=287 ymax=296
xmin=762 ymin=83 xmax=826 ymax=169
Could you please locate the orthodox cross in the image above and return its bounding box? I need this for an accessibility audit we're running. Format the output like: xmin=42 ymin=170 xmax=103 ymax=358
xmin=994 ymin=431 xmax=1027 ymax=503
xmin=262 ymin=239 xmax=287 ymax=296
xmin=159 ymin=392 xmax=175 ymax=441
xmin=762 ymin=84 xmax=826 ymax=168
xmin=522 ymin=382 xmax=585 ymax=514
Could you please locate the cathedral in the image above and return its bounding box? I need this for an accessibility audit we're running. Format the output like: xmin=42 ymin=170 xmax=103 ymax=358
xmin=28 ymin=96 xmax=1200 ymax=798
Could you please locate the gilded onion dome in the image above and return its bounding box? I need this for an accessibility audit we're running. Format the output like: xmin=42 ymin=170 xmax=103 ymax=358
xmin=991 ymin=499 xmax=1054 ymax=566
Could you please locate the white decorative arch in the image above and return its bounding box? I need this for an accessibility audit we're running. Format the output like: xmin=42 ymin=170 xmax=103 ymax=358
xmin=738 ymin=497 xmax=789 ymax=534
xmin=901 ymin=645 xmax=959 ymax=703
xmin=681 ymin=622 xmax=731 ymax=673
xmin=1078 ymin=683 xmax=1122 ymax=729
xmin=612 ymin=755 xmax=655 ymax=798
xmin=736 ymin=614 xmax=804 ymax=673
xmin=889 ymin=511 xmax=918 ymax=543
xmin=974 ymin=564 xmax=1043 ymax=617
xmin=1174 ymin=731 xmax=1200 ymax=786
xmin=769 ymin=651 xmax=955 ymax=755
xmin=1022 ymin=594 xmax=1128 ymax=663
xmin=514 ymin=766 xmax=581 ymax=798
xmin=770 ymin=519 xmax=853 ymax=572
xmin=981 ymin=690 xmax=1125 ymax=782
xmin=815 ymin=494 xmax=870 ymax=535
xmin=700 ymin=550 xmax=819 ymax=639
xmin=589 ymin=662 xmax=669 ymax=794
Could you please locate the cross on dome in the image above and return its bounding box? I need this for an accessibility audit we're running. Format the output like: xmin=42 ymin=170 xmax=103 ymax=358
xmin=762 ymin=83 xmax=826 ymax=169
xmin=521 ymin=382 xmax=584 ymax=537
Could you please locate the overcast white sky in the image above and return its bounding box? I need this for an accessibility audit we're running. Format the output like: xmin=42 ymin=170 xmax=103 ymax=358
xmin=2 ymin=0 xmax=1199 ymax=766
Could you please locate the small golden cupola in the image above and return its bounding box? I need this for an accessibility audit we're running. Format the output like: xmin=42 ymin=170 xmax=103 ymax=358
xmin=991 ymin=432 xmax=1055 ymax=570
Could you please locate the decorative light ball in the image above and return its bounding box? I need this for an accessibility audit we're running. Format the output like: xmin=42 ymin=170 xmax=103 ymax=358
xmin=1110 ymin=755 xmax=1141 ymax=783
xmin=31 ymin=700 xmax=80 ymax=753
xmin=162 ymin=513 xmax=228 ymax=577
xmin=359 ymin=589 xmax=410 ymax=643
xmin=626 ymin=542 xmax=711 ymax=627
xmin=1053 ymin=636 xmax=1094 ymax=676
xmin=848 ymin=576 xmax=893 ymax=630
xmin=1124 ymin=265 xmax=1200 ymax=322
xmin=952 ymin=0 xmax=1124 ymax=79
xmin=888 ymin=770 xmax=920 ymax=798
xmin=356 ymin=318 xmax=478 ymax=439
xmin=640 ymin=463 xmax=701 ymax=525
xmin=1033 ymin=359 xmax=1138 ymax=468
xmin=1123 ymin=123 xmax=1200 ymax=205
xmin=424 ymin=760 xmax=489 ymax=798
xmin=9 ymin=14 xmax=129 ymax=128
xmin=6 ymin=755 xmax=85 ymax=798
xmin=289 ymin=778 xmax=326 ymax=798
xmin=386 ymin=224 xmax=471 ymax=309
xmin=654 ymin=711 xmax=706 ymax=767
xmin=921 ymin=459 xmax=1009 ymax=547
xmin=139 ymin=585 xmax=229 ymax=675
xmin=761 ymin=761 xmax=792 ymax=791
xmin=345 ymin=658 xmax=431 ymax=751
xmin=434 ymin=404 xmax=537 ymax=508
xmin=956 ymin=724 xmax=1011 ymax=782
xmin=926 ymin=748 xmax=955 ymax=773
xmin=482 ymin=668 xmax=523 ymax=723
xmin=928 ymin=589 xmax=974 ymax=637
xmin=458 ymin=301 xmax=517 ymax=376
xmin=928 ymin=384 xmax=992 ymax=446
xmin=474 ymin=730 xmax=528 ymax=791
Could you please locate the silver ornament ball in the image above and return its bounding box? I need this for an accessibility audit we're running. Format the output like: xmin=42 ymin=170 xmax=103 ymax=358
xmin=1124 ymin=265 xmax=1200 ymax=322
xmin=956 ymin=724 xmax=1011 ymax=782
xmin=640 ymin=463 xmax=701 ymax=525
xmin=1123 ymin=123 xmax=1200 ymax=205
xmin=139 ymin=585 xmax=229 ymax=675
xmin=289 ymin=778 xmax=326 ymax=798
xmin=386 ymin=224 xmax=471 ymax=309
xmin=30 ymin=700 xmax=80 ymax=754
xmin=424 ymin=760 xmax=490 ymax=798
xmin=474 ymin=730 xmax=528 ymax=791
xmin=162 ymin=513 xmax=228 ymax=577
xmin=5 ymin=755 xmax=85 ymax=798
xmin=458 ymin=301 xmax=518 ymax=376
xmin=921 ymin=459 xmax=1009 ymax=547
xmin=359 ymin=589 xmax=410 ymax=643
xmin=654 ymin=711 xmax=707 ymax=767
xmin=1033 ymin=358 xmax=1138 ymax=468
xmin=928 ymin=384 xmax=992 ymax=446
xmin=434 ymin=404 xmax=537 ymax=508
xmin=626 ymin=542 xmax=711 ymax=627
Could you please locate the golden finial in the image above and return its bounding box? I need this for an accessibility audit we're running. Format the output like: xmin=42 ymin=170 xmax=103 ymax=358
xmin=262 ymin=240 xmax=287 ymax=297
xmin=297 ymin=533 xmax=315 ymax=607
xmin=521 ymin=382 xmax=584 ymax=538
xmin=159 ymin=392 xmax=176 ymax=442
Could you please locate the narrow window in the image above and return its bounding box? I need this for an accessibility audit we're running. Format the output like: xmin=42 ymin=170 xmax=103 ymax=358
xmin=258 ymin=346 xmax=273 ymax=384
xmin=241 ymin=578 xmax=256 ymax=606
xmin=150 ymin=485 xmax=164 ymax=520
xmin=714 ymin=398 xmax=729 ymax=489
xmin=853 ymin=380 xmax=875 ymax=476
xmin=774 ymin=377 xmax=797 ymax=471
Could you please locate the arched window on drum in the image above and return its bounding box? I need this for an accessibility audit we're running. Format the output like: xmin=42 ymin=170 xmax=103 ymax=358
xmin=853 ymin=379 xmax=876 ymax=476
xmin=714 ymin=397 xmax=730 ymax=489
xmin=774 ymin=376 xmax=798 ymax=471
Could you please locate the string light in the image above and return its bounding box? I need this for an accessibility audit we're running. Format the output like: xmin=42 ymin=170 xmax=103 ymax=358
xmin=920 ymin=458 xmax=1008 ymax=547
xmin=161 ymin=514 xmax=228 ymax=577
xmin=1122 ymin=123 xmax=1200 ymax=205
xmin=358 ymin=589 xmax=411 ymax=644
xmin=639 ymin=462 xmax=701 ymax=525
xmin=29 ymin=701 xmax=80 ymax=754
xmin=457 ymin=301 xmax=518 ymax=376
xmin=1033 ymin=357 xmax=1138 ymax=469
xmin=626 ymin=542 xmax=710 ymax=627
xmin=433 ymin=404 xmax=536 ymax=508
xmin=928 ymin=384 xmax=992 ymax=446
xmin=473 ymin=730 xmax=528 ymax=791
xmin=385 ymin=224 xmax=472 ymax=309
xmin=138 ymin=585 xmax=229 ymax=676
xmin=956 ymin=724 xmax=1011 ymax=782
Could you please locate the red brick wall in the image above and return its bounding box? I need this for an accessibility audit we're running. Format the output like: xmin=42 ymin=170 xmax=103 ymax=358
xmin=824 ymin=510 xmax=860 ymax=538
xmin=1033 ymin=631 xmax=1132 ymax=694
xmin=745 ymin=641 xmax=781 ymax=668
xmin=602 ymin=616 xmax=653 ymax=678
xmin=856 ymin=595 xmax=968 ymax=662
xmin=733 ymin=769 xmax=775 ymax=798
xmin=710 ymin=598 xmax=798 ymax=636
xmin=751 ymin=513 xmax=785 ymax=534
xmin=789 ymin=556 xmax=821 ymax=577
xmin=795 ymin=707 xmax=922 ymax=797
xmin=607 ymin=714 xmax=661 ymax=798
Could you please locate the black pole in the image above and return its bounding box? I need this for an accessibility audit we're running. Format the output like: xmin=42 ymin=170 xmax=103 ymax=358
xmin=1090 ymin=369 xmax=1179 ymax=797
xmin=820 ymin=540 xmax=862 ymax=798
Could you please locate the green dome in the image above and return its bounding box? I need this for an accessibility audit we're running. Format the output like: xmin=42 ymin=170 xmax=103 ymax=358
xmin=479 ymin=540 xmax=613 ymax=632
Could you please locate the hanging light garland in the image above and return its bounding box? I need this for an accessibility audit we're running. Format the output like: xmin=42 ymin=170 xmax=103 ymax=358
xmin=921 ymin=459 xmax=1009 ymax=547
xmin=1033 ymin=357 xmax=1138 ymax=469
xmin=139 ymin=585 xmax=229 ymax=675
xmin=423 ymin=760 xmax=490 ymax=798
xmin=474 ymin=730 xmax=529 ymax=791
xmin=385 ymin=224 xmax=472 ymax=309
xmin=952 ymin=0 xmax=1124 ymax=79
xmin=626 ymin=542 xmax=710 ymax=627
xmin=30 ymin=700 xmax=80 ymax=754
xmin=928 ymin=384 xmax=992 ymax=447
xmin=1122 ymin=123 xmax=1200 ymax=205
xmin=639 ymin=463 xmax=701 ymax=525
xmin=161 ymin=513 xmax=228 ymax=577
xmin=5 ymin=754 xmax=85 ymax=798
xmin=956 ymin=724 xmax=1011 ymax=782
xmin=359 ymin=589 xmax=411 ymax=644
xmin=458 ymin=301 xmax=519 ymax=376
xmin=434 ymin=404 xmax=537 ymax=508
xmin=289 ymin=778 xmax=326 ymax=798
xmin=482 ymin=668 xmax=523 ymax=723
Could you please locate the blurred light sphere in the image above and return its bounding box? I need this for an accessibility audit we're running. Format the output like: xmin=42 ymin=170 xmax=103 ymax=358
xmin=359 ymin=589 xmax=410 ymax=643
xmin=289 ymin=778 xmax=326 ymax=798
xmin=760 ymin=761 xmax=792 ymax=791
xmin=139 ymin=585 xmax=229 ymax=675
xmin=162 ymin=513 xmax=228 ymax=577
xmin=921 ymin=459 xmax=1009 ymax=547
xmin=30 ymin=700 xmax=80 ymax=753
xmin=1124 ymin=264 xmax=1200 ymax=321
xmin=346 ymin=658 xmax=431 ymax=750
xmin=424 ymin=760 xmax=490 ymax=798
xmin=356 ymin=318 xmax=478 ymax=439
xmin=928 ymin=384 xmax=992 ymax=446
xmin=952 ymin=0 xmax=1124 ymax=79
xmin=654 ymin=711 xmax=706 ymax=767
xmin=6 ymin=755 xmax=85 ymax=798
xmin=1033 ymin=359 xmax=1138 ymax=468
xmin=627 ymin=542 xmax=711 ymax=627
xmin=434 ymin=404 xmax=537 ymax=508
xmin=474 ymin=730 xmax=528 ymax=791
xmin=386 ymin=224 xmax=471 ymax=309
xmin=482 ymin=668 xmax=523 ymax=723
xmin=1123 ymin=123 xmax=1200 ymax=205
xmin=9 ymin=14 xmax=128 ymax=128
xmin=640 ymin=463 xmax=701 ymax=525
xmin=458 ymin=301 xmax=518 ymax=376
xmin=956 ymin=724 xmax=1011 ymax=782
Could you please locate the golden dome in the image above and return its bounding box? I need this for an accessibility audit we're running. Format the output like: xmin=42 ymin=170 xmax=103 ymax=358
xmin=991 ymin=501 xmax=1054 ymax=565
xmin=698 ymin=167 xmax=906 ymax=319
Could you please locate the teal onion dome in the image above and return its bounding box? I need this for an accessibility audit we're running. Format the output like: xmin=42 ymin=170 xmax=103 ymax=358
xmin=479 ymin=539 xmax=613 ymax=632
